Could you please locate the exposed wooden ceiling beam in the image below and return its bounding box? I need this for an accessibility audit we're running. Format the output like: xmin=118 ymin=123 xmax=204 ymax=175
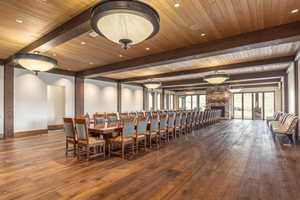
xmin=162 ymin=70 xmax=286 ymax=87
xmin=79 ymin=21 xmax=300 ymax=77
xmin=174 ymin=83 xmax=279 ymax=92
xmin=167 ymin=78 xmax=281 ymax=90
xmin=5 ymin=8 xmax=93 ymax=63
xmin=120 ymin=56 xmax=293 ymax=83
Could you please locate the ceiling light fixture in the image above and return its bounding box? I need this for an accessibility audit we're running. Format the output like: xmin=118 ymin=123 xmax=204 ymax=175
xmin=228 ymin=88 xmax=241 ymax=93
xmin=204 ymin=72 xmax=230 ymax=84
xmin=174 ymin=3 xmax=180 ymax=8
xmin=185 ymin=91 xmax=195 ymax=95
xmin=81 ymin=41 xmax=86 ymax=45
xmin=144 ymin=80 xmax=161 ymax=89
xmin=16 ymin=19 xmax=23 ymax=23
xmin=15 ymin=51 xmax=57 ymax=74
xmin=291 ymin=9 xmax=299 ymax=14
xmin=146 ymin=47 xmax=150 ymax=51
xmin=201 ymin=33 xmax=206 ymax=37
xmin=91 ymin=0 xmax=160 ymax=49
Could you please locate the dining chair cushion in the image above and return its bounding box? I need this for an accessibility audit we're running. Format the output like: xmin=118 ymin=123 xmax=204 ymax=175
xmin=137 ymin=120 xmax=147 ymax=134
xmin=64 ymin=122 xmax=74 ymax=137
xmin=76 ymin=123 xmax=87 ymax=140
xmin=88 ymin=137 xmax=105 ymax=144
xmin=111 ymin=136 xmax=134 ymax=142
xmin=123 ymin=121 xmax=135 ymax=137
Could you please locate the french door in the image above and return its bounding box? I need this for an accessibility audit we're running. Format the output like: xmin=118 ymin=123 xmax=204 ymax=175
xmin=233 ymin=92 xmax=275 ymax=120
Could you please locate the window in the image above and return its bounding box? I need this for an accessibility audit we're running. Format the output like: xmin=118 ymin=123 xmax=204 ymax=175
xmin=157 ymin=93 xmax=161 ymax=110
xmin=264 ymin=92 xmax=275 ymax=119
xmin=148 ymin=93 xmax=153 ymax=110
xmin=199 ymin=95 xmax=206 ymax=110
xmin=179 ymin=96 xmax=183 ymax=109
xmin=185 ymin=96 xmax=192 ymax=110
xmin=170 ymin=95 xmax=174 ymax=109
xmin=233 ymin=93 xmax=242 ymax=119
xmin=192 ymin=95 xmax=197 ymax=109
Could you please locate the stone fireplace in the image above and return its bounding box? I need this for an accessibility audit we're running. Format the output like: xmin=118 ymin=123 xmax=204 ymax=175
xmin=206 ymin=86 xmax=231 ymax=119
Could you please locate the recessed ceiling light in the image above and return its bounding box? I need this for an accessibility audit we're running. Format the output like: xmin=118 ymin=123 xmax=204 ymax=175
xmin=119 ymin=54 xmax=123 ymax=58
xmin=80 ymin=41 xmax=86 ymax=45
xmin=67 ymin=68 xmax=71 ymax=71
xmin=16 ymin=19 xmax=23 ymax=24
xmin=190 ymin=24 xmax=201 ymax=31
xmin=174 ymin=3 xmax=180 ymax=8
xmin=89 ymin=62 xmax=93 ymax=65
xmin=146 ymin=47 xmax=150 ymax=51
xmin=201 ymin=33 xmax=206 ymax=37
xmin=291 ymin=9 xmax=299 ymax=14
xmin=52 ymin=53 xmax=57 ymax=56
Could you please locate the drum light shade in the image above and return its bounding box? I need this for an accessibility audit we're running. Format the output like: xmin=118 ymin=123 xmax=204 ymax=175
xmin=91 ymin=0 xmax=160 ymax=49
xmin=204 ymin=73 xmax=229 ymax=84
xmin=144 ymin=81 xmax=161 ymax=89
xmin=15 ymin=53 xmax=57 ymax=73
xmin=228 ymin=88 xmax=242 ymax=93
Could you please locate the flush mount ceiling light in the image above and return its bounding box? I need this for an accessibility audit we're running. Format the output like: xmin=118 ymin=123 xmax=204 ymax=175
xmin=185 ymin=91 xmax=195 ymax=95
xmin=15 ymin=52 xmax=57 ymax=74
xmin=144 ymin=80 xmax=161 ymax=89
xmin=204 ymin=72 xmax=229 ymax=84
xmin=91 ymin=0 xmax=160 ymax=49
xmin=228 ymin=88 xmax=241 ymax=93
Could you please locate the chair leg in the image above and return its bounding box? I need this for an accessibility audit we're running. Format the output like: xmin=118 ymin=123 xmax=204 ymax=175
xmin=132 ymin=143 xmax=135 ymax=155
xmin=287 ymin=134 xmax=294 ymax=144
xmin=144 ymin=138 xmax=147 ymax=151
xmin=103 ymin=144 xmax=106 ymax=159
xmin=86 ymin=145 xmax=90 ymax=161
xmin=65 ymin=141 xmax=68 ymax=156
xmin=136 ymin=141 xmax=139 ymax=153
xmin=122 ymin=143 xmax=125 ymax=159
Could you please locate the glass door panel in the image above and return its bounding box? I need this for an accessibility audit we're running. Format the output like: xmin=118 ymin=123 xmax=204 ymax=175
xmin=185 ymin=96 xmax=192 ymax=110
xmin=234 ymin=93 xmax=242 ymax=119
xmin=192 ymin=95 xmax=197 ymax=109
xmin=243 ymin=93 xmax=253 ymax=120
xmin=264 ymin=92 xmax=275 ymax=119
xmin=253 ymin=93 xmax=263 ymax=120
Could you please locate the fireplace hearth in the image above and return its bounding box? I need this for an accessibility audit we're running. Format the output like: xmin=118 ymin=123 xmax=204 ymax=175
xmin=211 ymin=106 xmax=225 ymax=117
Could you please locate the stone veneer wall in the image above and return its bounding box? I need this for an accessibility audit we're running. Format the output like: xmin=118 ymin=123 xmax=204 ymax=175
xmin=206 ymin=86 xmax=231 ymax=119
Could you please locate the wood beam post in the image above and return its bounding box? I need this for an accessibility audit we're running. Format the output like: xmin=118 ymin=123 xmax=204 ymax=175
xmin=143 ymin=87 xmax=148 ymax=111
xmin=117 ymin=81 xmax=122 ymax=113
xmin=294 ymin=61 xmax=299 ymax=115
xmin=75 ymin=76 xmax=84 ymax=115
xmin=284 ymin=73 xmax=289 ymax=112
xmin=4 ymin=63 xmax=14 ymax=138
xmin=161 ymin=89 xmax=165 ymax=110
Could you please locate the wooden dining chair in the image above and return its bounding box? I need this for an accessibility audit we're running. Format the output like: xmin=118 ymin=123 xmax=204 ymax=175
xmin=63 ymin=118 xmax=77 ymax=157
xmin=167 ymin=113 xmax=176 ymax=141
xmin=134 ymin=117 xmax=147 ymax=153
xmin=137 ymin=112 xmax=144 ymax=118
xmin=181 ymin=112 xmax=187 ymax=135
xmin=107 ymin=113 xmax=118 ymax=124
xmin=76 ymin=113 xmax=91 ymax=127
xmin=159 ymin=114 xmax=169 ymax=144
xmin=94 ymin=113 xmax=106 ymax=126
xmin=129 ymin=112 xmax=137 ymax=118
xmin=146 ymin=115 xmax=160 ymax=149
xmin=119 ymin=112 xmax=129 ymax=120
xmin=75 ymin=118 xmax=106 ymax=161
xmin=109 ymin=118 xmax=135 ymax=159
xmin=174 ymin=113 xmax=182 ymax=138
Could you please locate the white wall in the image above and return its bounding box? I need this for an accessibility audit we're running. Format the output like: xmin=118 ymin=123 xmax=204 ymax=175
xmin=14 ymin=68 xmax=75 ymax=132
xmin=287 ymin=64 xmax=295 ymax=114
xmin=121 ymin=84 xmax=143 ymax=112
xmin=84 ymin=79 xmax=117 ymax=114
xmin=47 ymin=85 xmax=65 ymax=125
xmin=0 ymin=66 xmax=3 ymax=134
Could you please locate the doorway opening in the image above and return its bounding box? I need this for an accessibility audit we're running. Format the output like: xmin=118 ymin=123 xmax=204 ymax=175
xmin=47 ymin=85 xmax=65 ymax=130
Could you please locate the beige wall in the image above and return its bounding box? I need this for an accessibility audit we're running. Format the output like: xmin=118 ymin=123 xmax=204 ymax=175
xmin=287 ymin=64 xmax=295 ymax=114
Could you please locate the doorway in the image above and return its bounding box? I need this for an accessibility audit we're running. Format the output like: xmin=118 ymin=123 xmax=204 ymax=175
xmin=47 ymin=85 xmax=65 ymax=128
xmin=233 ymin=92 xmax=275 ymax=120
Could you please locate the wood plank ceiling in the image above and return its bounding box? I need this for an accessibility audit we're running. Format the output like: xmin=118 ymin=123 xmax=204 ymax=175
xmin=0 ymin=0 xmax=299 ymax=82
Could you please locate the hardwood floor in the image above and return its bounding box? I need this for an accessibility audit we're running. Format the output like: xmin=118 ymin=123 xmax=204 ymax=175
xmin=1 ymin=120 xmax=300 ymax=200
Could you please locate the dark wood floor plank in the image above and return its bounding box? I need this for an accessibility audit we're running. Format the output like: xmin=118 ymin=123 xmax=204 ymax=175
xmin=1 ymin=120 xmax=300 ymax=200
